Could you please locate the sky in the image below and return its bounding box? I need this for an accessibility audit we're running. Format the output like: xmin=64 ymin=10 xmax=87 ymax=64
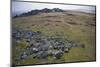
xmin=12 ymin=1 xmax=96 ymax=16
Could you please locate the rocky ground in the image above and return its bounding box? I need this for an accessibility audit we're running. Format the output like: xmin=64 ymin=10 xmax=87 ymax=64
xmin=12 ymin=29 xmax=85 ymax=65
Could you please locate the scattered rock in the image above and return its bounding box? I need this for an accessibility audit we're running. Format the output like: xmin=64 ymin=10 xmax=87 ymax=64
xmin=12 ymin=29 xmax=82 ymax=61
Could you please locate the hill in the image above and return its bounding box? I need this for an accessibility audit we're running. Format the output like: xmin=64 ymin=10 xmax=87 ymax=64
xmin=12 ymin=10 xmax=96 ymax=65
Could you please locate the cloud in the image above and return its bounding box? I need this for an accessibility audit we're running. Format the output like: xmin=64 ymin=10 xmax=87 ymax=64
xmin=12 ymin=1 xmax=95 ymax=15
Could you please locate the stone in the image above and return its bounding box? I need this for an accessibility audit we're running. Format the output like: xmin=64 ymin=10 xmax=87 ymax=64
xmin=32 ymin=48 xmax=39 ymax=53
xmin=47 ymin=50 xmax=53 ymax=56
xmin=64 ymin=48 xmax=69 ymax=53
xmin=52 ymin=50 xmax=64 ymax=59
xmin=20 ymin=52 xmax=28 ymax=60
xmin=36 ymin=51 xmax=48 ymax=59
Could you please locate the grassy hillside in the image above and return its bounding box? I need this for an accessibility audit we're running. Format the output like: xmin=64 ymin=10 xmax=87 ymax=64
xmin=12 ymin=11 xmax=96 ymax=65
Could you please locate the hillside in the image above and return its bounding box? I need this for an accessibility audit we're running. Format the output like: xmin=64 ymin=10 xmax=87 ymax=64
xmin=12 ymin=11 xmax=96 ymax=65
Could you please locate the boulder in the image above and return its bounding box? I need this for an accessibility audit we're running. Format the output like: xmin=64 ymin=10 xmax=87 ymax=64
xmin=52 ymin=50 xmax=64 ymax=59
xmin=36 ymin=51 xmax=48 ymax=59
xmin=32 ymin=48 xmax=39 ymax=53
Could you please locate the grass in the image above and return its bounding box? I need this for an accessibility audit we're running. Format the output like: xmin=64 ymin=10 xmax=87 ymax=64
xmin=12 ymin=11 xmax=96 ymax=65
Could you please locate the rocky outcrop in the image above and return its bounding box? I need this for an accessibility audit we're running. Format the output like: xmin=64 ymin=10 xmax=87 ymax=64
xmin=13 ymin=8 xmax=65 ymax=18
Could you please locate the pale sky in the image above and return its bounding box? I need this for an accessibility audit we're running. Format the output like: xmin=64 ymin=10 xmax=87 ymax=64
xmin=12 ymin=1 xmax=96 ymax=16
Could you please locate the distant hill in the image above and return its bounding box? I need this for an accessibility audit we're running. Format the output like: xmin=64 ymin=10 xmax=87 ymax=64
xmin=13 ymin=8 xmax=65 ymax=18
